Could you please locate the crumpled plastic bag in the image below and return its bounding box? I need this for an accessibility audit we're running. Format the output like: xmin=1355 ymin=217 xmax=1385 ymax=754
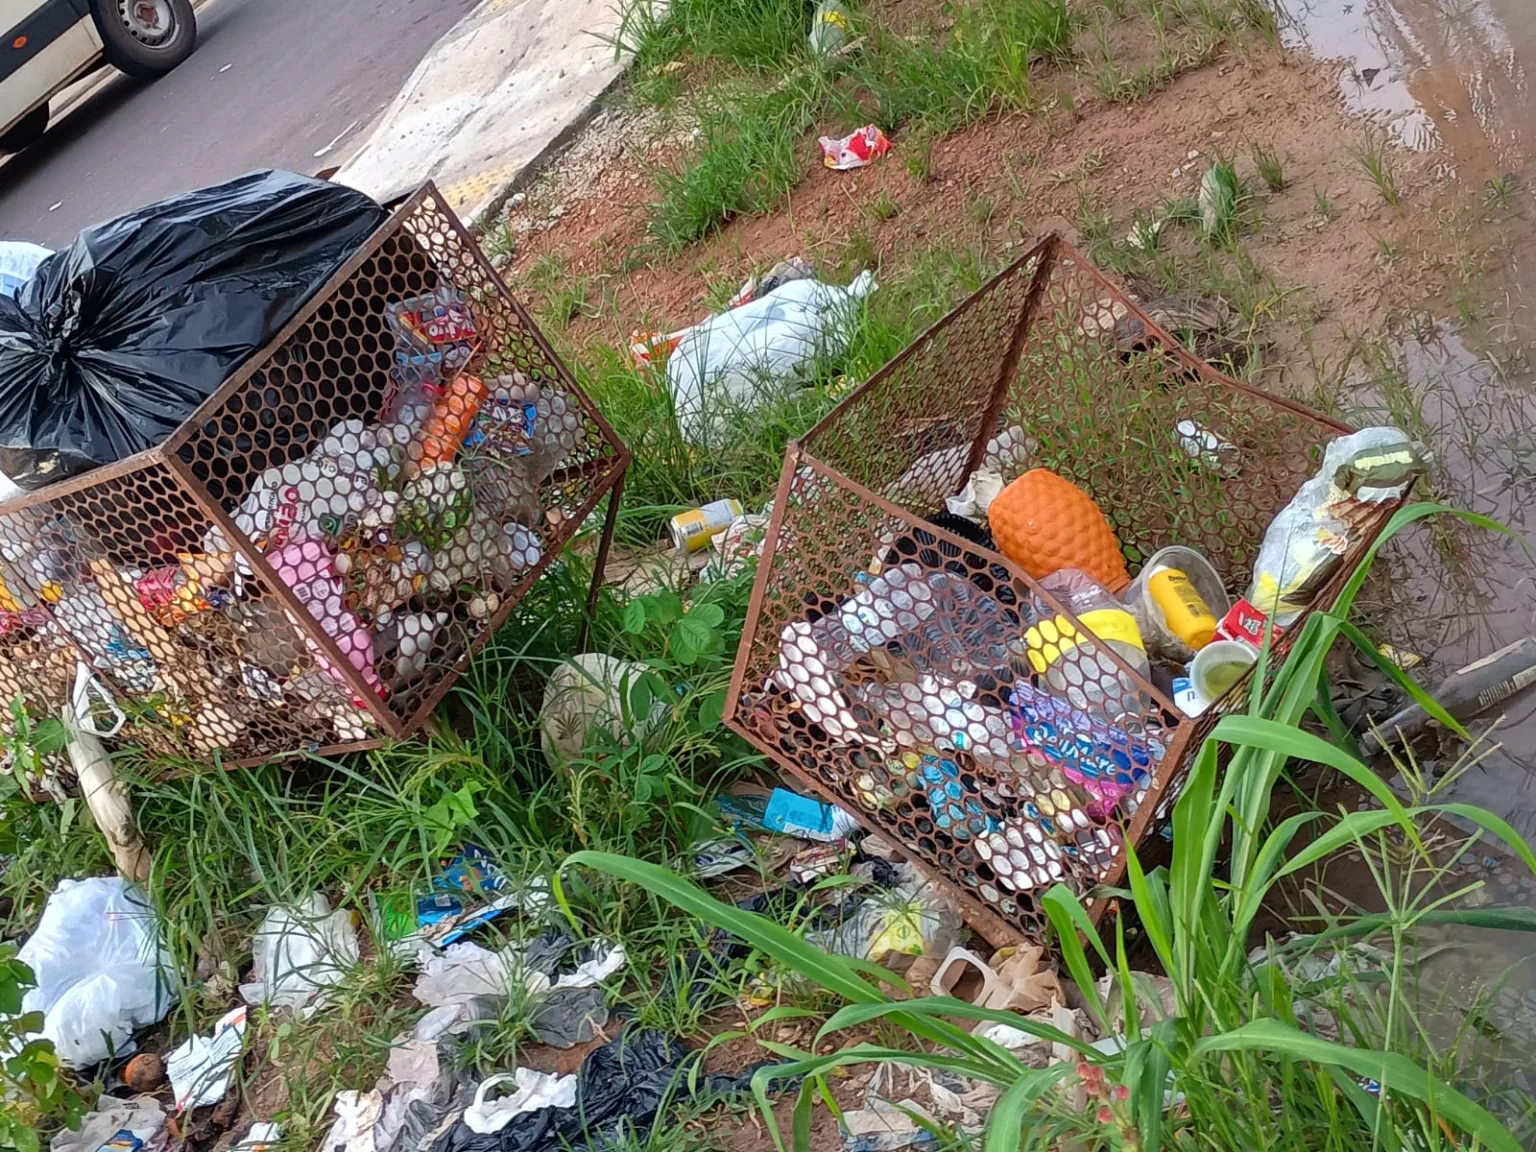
xmin=239 ymin=892 xmax=359 ymax=1014
xmin=18 ymin=876 xmax=175 ymax=1068
xmin=432 ymin=1029 xmax=773 ymax=1152
xmin=667 ymin=272 xmax=876 ymax=446
xmin=1246 ymin=426 xmax=1424 ymax=625
xmin=0 ymin=169 xmax=386 ymax=488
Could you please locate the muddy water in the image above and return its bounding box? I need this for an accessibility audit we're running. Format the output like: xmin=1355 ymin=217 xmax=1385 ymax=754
xmin=1277 ymin=0 xmax=1536 ymax=1107
xmin=1280 ymin=0 xmax=1536 ymax=178
xmin=1278 ymin=0 xmax=1536 ymax=835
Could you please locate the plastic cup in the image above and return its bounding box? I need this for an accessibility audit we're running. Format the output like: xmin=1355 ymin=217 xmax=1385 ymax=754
xmin=1190 ymin=639 xmax=1258 ymax=707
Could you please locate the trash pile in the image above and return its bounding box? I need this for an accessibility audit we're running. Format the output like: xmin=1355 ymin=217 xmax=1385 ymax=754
xmin=629 ymin=253 xmax=875 ymax=448
xmin=0 ymin=171 xmax=600 ymax=758
xmin=752 ymin=425 xmax=1426 ymax=906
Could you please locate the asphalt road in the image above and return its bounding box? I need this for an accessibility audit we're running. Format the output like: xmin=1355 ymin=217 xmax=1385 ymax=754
xmin=0 ymin=0 xmax=480 ymax=246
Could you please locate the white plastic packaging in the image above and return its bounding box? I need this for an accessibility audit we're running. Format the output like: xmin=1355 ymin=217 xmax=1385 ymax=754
xmin=238 ymin=892 xmax=359 ymax=1015
xmin=668 ymin=273 xmax=877 ymax=446
xmin=1248 ymin=427 xmax=1424 ymax=625
xmin=18 ymin=876 xmax=175 ymax=1067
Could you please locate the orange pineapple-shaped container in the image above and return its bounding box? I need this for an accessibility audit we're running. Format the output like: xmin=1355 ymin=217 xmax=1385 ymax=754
xmin=987 ymin=469 xmax=1130 ymax=592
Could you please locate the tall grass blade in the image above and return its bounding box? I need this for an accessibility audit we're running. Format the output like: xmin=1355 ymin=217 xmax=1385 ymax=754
xmin=1193 ymin=1020 xmax=1522 ymax=1152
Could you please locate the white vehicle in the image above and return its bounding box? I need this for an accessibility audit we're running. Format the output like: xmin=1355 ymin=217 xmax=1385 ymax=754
xmin=1 ymin=0 xmax=196 ymax=153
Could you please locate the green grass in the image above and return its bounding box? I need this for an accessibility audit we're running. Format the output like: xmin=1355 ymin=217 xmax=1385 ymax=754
xmin=607 ymin=0 xmax=816 ymax=86
xmin=1355 ymin=131 xmax=1402 ymax=206
xmin=1253 ymin=144 xmax=1287 ymax=192
xmin=650 ymin=77 xmax=822 ymax=250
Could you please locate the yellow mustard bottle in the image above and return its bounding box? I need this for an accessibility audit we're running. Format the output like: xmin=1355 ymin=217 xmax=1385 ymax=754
xmin=1146 ymin=567 xmax=1216 ymax=650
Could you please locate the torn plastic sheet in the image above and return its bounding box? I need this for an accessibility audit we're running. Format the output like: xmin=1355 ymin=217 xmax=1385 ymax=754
xmin=239 ymin=893 xmax=359 ymax=1015
xmin=413 ymin=935 xmax=623 ymax=1048
xmin=48 ymin=1094 xmax=165 ymax=1152
xmin=464 ymin=1070 xmax=578 ymax=1134
xmin=166 ymin=1005 xmax=248 ymax=1111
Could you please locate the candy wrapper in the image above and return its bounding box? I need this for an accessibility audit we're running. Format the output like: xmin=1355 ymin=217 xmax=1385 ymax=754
xmin=818 ymin=125 xmax=892 ymax=170
xmin=1006 ymin=681 xmax=1160 ymax=806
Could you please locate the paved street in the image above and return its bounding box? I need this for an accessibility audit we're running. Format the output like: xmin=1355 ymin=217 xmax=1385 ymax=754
xmin=0 ymin=0 xmax=479 ymax=246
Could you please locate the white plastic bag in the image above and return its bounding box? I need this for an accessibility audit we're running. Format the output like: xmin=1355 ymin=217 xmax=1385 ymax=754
xmin=18 ymin=876 xmax=174 ymax=1068
xmin=0 ymin=241 xmax=51 ymax=298
xmin=667 ymin=272 xmax=877 ymax=446
xmin=238 ymin=893 xmax=359 ymax=1014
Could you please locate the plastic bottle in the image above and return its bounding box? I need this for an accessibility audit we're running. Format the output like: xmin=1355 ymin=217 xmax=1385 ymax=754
xmin=1145 ymin=567 xmax=1217 ymax=651
xmin=1026 ymin=569 xmax=1148 ymax=721
xmin=414 ymin=373 xmax=487 ymax=470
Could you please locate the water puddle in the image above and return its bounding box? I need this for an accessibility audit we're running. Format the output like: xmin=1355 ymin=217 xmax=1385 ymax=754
xmin=1352 ymin=323 xmax=1536 ymax=839
xmin=1279 ymin=0 xmax=1536 ymax=176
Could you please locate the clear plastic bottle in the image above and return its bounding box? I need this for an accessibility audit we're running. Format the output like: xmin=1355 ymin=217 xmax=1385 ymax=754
xmin=1026 ymin=568 xmax=1149 ymax=723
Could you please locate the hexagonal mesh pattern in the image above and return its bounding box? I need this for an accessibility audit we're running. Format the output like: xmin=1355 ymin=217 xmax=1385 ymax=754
xmin=727 ymin=235 xmax=1384 ymax=945
xmin=0 ymin=185 xmax=627 ymax=764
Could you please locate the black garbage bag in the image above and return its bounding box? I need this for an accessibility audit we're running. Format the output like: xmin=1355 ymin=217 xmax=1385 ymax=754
xmin=0 ymin=169 xmax=387 ymax=489
xmin=432 ymin=1029 xmax=794 ymax=1152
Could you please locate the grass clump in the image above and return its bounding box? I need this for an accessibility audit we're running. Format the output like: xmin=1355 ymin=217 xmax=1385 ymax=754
xmin=609 ymin=0 xmax=814 ymax=84
xmin=1355 ymin=130 xmax=1401 ymax=206
xmin=651 ymin=78 xmax=821 ymax=250
xmin=1252 ymin=144 xmax=1286 ymax=191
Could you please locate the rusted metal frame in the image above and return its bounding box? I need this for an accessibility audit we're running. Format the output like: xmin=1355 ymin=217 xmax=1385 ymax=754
xmin=0 ymin=448 xmax=172 ymax=516
xmin=578 ymin=470 xmax=626 ymax=653
xmin=724 ymin=450 xmax=1183 ymax=939
xmin=1057 ymin=238 xmax=1354 ymax=437
xmin=799 ymin=237 xmax=1053 ymax=453
xmin=162 ymin=450 xmax=403 ymax=740
xmin=162 ymin=186 xmax=439 ymax=457
xmin=411 ymin=186 xmax=630 ymax=462
xmin=227 ymin=737 xmax=387 ymax=770
xmin=961 ymin=235 xmax=1061 ymax=481
xmin=396 ymin=458 xmax=629 ymax=733
xmin=724 ymin=442 xmax=808 ymax=727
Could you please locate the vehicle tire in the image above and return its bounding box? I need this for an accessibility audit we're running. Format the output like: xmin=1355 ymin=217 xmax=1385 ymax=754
xmin=0 ymin=104 xmax=49 ymax=154
xmin=90 ymin=0 xmax=197 ymax=79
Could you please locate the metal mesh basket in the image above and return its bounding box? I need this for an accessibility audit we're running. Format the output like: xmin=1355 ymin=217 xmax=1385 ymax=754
xmin=0 ymin=185 xmax=628 ymax=764
xmin=725 ymin=234 xmax=1390 ymax=946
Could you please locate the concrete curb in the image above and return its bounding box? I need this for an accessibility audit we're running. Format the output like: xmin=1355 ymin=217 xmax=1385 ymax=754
xmin=334 ymin=0 xmax=634 ymax=227
xmin=466 ymin=67 xmax=629 ymax=231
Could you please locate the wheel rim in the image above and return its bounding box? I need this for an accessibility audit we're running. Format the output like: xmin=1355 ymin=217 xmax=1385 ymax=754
xmin=117 ymin=0 xmax=176 ymax=45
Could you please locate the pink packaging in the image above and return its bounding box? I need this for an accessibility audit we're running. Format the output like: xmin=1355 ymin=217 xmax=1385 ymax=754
xmin=269 ymin=537 xmax=381 ymax=697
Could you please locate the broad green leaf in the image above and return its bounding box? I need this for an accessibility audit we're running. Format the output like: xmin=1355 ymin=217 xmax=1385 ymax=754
xmin=698 ymin=688 xmax=728 ymax=730
xmin=622 ymin=598 xmax=648 ymax=635
xmin=982 ymin=1065 xmax=1075 ymax=1152
xmin=689 ymin=602 xmax=726 ymax=628
xmin=1125 ymin=1018 xmax=1178 ymax=1152
xmin=1333 ymin=502 xmax=1513 ymax=620
xmin=1042 ymin=886 xmax=1110 ymax=1034
xmin=816 ymin=995 xmax=1094 ymax=1061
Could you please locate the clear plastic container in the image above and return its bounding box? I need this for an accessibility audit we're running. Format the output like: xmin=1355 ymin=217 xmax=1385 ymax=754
xmin=1126 ymin=545 xmax=1231 ymax=664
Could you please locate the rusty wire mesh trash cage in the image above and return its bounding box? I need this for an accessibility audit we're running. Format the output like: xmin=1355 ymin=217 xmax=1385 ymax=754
xmin=724 ymin=233 xmax=1389 ymax=947
xmin=0 ymin=184 xmax=629 ymax=765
